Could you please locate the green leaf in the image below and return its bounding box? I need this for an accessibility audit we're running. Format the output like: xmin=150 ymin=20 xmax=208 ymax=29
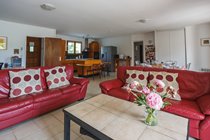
xmin=162 ymin=101 xmax=171 ymax=108
xmin=161 ymin=93 xmax=168 ymax=99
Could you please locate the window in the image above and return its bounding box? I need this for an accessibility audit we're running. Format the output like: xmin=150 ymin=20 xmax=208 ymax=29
xmin=67 ymin=41 xmax=82 ymax=54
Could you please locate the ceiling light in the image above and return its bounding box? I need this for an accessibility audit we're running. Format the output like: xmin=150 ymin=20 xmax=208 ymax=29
xmin=137 ymin=19 xmax=151 ymax=23
xmin=40 ymin=3 xmax=56 ymax=11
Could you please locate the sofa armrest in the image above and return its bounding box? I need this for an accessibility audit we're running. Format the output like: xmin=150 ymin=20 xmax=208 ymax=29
xmin=99 ymin=79 xmax=124 ymax=94
xmin=200 ymin=116 xmax=210 ymax=140
xmin=196 ymin=94 xmax=210 ymax=115
xmin=69 ymin=77 xmax=89 ymax=86
xmin=70 ymin=77 xmax=89 ymax=99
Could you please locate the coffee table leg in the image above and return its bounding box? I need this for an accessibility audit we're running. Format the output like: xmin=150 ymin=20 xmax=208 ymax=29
xmin=64 ymin=113 xmax=71 ymax=140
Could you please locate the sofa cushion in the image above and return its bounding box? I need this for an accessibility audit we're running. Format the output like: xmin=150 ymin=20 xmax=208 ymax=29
xmin=44 ymin=66 xmax=70 ymax=89
xmin=149 ymin=71 xmax=180 ymax=100
xmin=31 ymin=89 xmax=62 ymax=103
xmin=0 ymin=95 xmax=33 ymax=115
xmin=167 ymin=69 xmax=210 ymax=100
xmin=59 ymin=84 xmax=81 ymax=95
xmin=125 ymin=70 xmax=148 ymax=86
xmin=117 ymin=66 xmax=144 ymax=83
xmin=163 ymin=99 xmax=205 ymax=120
xmin=196 ymin=94 xmax=210 ymax=115
xmin=108 ymin=88 xmax=130 ymax=100
xmin=9 ymin=69 xmax=43 ymax=98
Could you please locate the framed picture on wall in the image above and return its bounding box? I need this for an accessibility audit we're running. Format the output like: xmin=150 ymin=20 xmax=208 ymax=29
xmin=201 ymin=38 xmax=210 ymax=46
xmin=0 ymin=36 xmax=7 ymax=50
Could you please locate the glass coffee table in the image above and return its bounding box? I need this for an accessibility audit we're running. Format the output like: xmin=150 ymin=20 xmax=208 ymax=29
xmin=63 ymin=94 xmax=189 ymax=140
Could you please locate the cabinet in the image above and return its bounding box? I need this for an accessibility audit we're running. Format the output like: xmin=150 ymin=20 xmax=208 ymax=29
xmin=88 ymin=41 xmax=100 ymax=59
xmin=155 ymin=29 xmax=185 ymax=66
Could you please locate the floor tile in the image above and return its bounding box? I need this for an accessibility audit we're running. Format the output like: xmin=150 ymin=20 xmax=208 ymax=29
xmin=47 ymin=131 xmax=79 ymax=140
xmin=33 ymin=114 xmax=62 ymax=129
xmin=12 ymin=121 xmax=40 ymax=139
xmin=51 ymin=108 xmax=65 ymax=123
xmin=0 ymin=133 xmax=16 ymax=140
xmin=76 ymin=135 xmax=94 ymax=140
xmin=0 ymin=127 xmax=13 ymax=137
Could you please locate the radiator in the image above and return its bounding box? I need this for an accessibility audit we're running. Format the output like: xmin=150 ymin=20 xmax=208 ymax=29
xmin=201 ymin=68 xmax=210 ymax=72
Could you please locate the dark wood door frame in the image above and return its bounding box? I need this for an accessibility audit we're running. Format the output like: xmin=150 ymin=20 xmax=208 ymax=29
xmin=133 ymin=41 xmax=144 ymax=65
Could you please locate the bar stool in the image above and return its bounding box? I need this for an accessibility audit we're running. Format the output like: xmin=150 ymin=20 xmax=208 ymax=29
xmin=87 ymin=64 xmax=102 ymax=80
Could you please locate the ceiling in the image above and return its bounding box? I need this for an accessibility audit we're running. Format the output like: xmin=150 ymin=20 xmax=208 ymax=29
xmin=0 ymin=0 xmax=210 ymax=38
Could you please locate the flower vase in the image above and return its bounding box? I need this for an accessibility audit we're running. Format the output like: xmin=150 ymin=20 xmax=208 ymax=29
xmin=144 ymin=108 xmax=158 ymax=126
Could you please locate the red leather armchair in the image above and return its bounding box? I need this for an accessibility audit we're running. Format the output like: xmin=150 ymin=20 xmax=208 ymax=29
xmin=0 ymin=65 xmax=89 ymax=130
xmin=99 ymin=66 xmax=210 ymax=140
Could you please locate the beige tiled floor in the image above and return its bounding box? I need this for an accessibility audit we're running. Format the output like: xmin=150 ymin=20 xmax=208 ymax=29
xmin=0 ymin=72 xmax=195 ymax=140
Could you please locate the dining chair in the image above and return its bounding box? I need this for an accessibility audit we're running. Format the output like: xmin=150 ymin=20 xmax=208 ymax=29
xmin=186 ymin=63 xmax=191 ymax=70
xmin=101 ymin=62 xmax=111 ymax=77
xmin=0 ymin=62 xmax=4 ymax=70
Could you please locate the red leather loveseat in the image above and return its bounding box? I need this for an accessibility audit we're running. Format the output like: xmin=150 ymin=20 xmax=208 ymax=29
xmin=0 ymin=65 xmax=89 ymax=130
xmin=99 ymin=66 xmax=210 ymax=140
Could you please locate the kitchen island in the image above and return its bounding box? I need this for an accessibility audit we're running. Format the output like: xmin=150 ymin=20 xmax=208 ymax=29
xmin=62 ymin=59 xmax=102 ymax=76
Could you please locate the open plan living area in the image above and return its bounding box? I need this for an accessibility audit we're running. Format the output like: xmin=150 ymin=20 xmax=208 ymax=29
xmin=0 ymin=0 xmax=210 ymax=140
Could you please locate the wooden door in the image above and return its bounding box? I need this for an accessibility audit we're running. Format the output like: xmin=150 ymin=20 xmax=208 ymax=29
xmin=26 ymin=37 xmax=42 ymax=68
xmin=44 ymin=38 xmax=65 ymax=67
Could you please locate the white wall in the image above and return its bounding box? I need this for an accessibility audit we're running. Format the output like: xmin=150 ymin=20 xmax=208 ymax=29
xmin=185 ymin=23 xmax=210 ymax=71
xmin=131 ymin=32 xmax=155 ymax=65
xmin=0 ymin=20 xmax=56 ymax=67
xmin=100 ymin=32 xmax=155 ymax=66
xmin=155 ymin=29 xmax=186 ymax=67
xmin=100 ymin=35 xmax=132 ymax=57
xmin=56 ymin=34 xmax=95 ymax=50
xmin=144 ymin=32 xmax=155 ymax=46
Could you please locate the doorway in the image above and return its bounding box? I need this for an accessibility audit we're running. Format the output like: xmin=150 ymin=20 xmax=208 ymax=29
xmin=133 ymin=41 xmax=144 ymax=65
xmin=26 ymin=37 xmax=42 ymax=68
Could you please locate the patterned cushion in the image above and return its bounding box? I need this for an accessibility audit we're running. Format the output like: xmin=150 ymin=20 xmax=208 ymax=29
xmin=126 ymin=70 xmax=148 ymax=86
xmin=149 ymin=71 xmax=181 ymax=100
xmin=44 ymin=66 xmax=70 ymax=89
xmin=9 ymin=69 xmax=43 ymax=98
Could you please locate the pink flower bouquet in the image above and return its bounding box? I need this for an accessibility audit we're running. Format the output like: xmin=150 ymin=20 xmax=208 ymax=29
xmin=127 ymin=79 xmax=170 ymax=126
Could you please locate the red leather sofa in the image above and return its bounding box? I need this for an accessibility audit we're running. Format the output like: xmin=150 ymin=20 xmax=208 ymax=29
xmin=0 ymin=65 xmax=89 ymax=130
xmin=99 ymin=66 xmax=210 ymax=140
